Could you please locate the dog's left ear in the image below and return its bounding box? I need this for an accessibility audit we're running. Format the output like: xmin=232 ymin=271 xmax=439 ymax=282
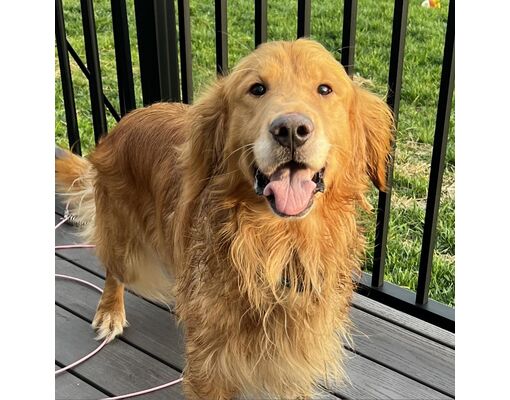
xmin=351 ymin=82 xmax=394 ymax=191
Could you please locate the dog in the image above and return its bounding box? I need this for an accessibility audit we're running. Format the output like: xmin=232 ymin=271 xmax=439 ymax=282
xmin=56 ymin=39 xmax=393 ymax=399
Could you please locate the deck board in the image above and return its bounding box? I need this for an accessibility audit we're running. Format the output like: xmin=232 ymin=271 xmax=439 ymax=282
xmin=352 ymin=293 xmax=455 ymax=348
xmin=55 ymin=208 xmax=455 ymax=399
xmin=56 ymin=257 xmax=185 ymax=369
xmin=56 ymin=256 xmax=449 ymax=399
xmin=332 ymin=355 xmax=450 ymax=400
xmin=350 ymin=307 xmax=454 ymax=395
xmin=56 ymin=306 xmax=184 ymax=399
xmin=55 ymin=364 xmax=108 ymax=400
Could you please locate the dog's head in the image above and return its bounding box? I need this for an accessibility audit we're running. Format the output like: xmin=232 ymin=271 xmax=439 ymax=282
xmin=185 ymin=39 xmax=393 ymax=219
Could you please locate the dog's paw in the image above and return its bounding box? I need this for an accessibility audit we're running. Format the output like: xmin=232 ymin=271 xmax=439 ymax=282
xmin=91 ymin=309 xmax=128 ymax=342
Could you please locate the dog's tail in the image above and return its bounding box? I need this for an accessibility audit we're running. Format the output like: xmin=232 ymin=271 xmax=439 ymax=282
xmin=55 ymin=147 xmax=96 ymax=232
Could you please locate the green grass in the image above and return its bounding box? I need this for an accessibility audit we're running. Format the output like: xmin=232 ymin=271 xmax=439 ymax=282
xmin=55 ymin=0 xmax=455 ymax=306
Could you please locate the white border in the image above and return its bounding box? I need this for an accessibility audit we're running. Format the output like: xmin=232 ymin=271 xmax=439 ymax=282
xmin=0 ymin=1 xmax=54 ymax=398
xmin=457 ymin=1 xmax=510 ymax=398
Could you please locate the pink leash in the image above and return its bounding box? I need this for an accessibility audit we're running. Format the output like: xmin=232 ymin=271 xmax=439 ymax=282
xmin=55 ymin=215 xmax=183 ymax=398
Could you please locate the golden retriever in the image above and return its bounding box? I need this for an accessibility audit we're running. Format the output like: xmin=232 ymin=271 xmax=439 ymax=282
xmin=56 ymin=39 xmax=393 ymax=399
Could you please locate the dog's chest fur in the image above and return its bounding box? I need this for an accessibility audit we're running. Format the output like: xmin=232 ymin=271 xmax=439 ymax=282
xmin=174 ymin=204 xmax=358 ymax=396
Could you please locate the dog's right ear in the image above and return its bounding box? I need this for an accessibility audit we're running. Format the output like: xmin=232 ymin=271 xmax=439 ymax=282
xmin=184 ymin=80 xmax=227 ymax=192
xmin=173 ymin=79 xmax=227 ymax=262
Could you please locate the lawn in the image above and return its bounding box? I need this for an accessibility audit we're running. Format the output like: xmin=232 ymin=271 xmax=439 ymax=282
xmin=55 ymin=0 xmax=455 ymax=306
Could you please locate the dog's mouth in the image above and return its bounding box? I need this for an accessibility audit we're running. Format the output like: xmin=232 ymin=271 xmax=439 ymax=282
xmin=254 ymin=161 xmax=325 ymax=218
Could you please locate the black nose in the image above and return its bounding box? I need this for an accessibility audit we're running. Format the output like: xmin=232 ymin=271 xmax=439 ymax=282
xmin=269 ymin=113 xmax=314 ymax=149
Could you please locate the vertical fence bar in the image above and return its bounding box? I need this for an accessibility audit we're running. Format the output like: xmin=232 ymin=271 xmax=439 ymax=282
xmin=416 ymin=0 xmax=455 ymax=305
xmin=215 ymin=0 xmax=228 ymax=75
xmin=297 ymin=0 xmax=311 ymax=38
xmin=66 ymin=41 xmax=121 ymax=122
xmin=255 ymin=0 xmax=267 ymax=47
xmin=80 ymin=0 xmax=108 ymax=143
xmin=55 ymin=0 xmax=81 ymax=155
xmin=177 ymin=0 xmax=193 ymax=103
xmin=111 ymin=0 xmax=136 ymax=116
xmin=153 ymin=0 xmax=181 ymax=102
xmin=134 ymin=0 xmax=180 ymax=104
xmin=341 ymin=0 xmax=357 ymax=77
xmin=371 ymin=0 xmax=409 ymax=288
xmin=134 ymin=0 xmax=161 ymax=105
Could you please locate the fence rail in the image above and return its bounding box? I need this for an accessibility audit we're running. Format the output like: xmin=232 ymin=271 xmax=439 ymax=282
xmin=55 ymin=0 xmax=455 ymax=332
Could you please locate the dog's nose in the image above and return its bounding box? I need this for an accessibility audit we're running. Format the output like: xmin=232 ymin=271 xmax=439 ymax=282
xmin=269 ymin=113 xmax=314 ymax=148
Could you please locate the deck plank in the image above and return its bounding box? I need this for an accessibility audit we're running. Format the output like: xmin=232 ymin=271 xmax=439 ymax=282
xmin=56 ymin=256 xmax=340 ymax=399
xmin=56 ymin=305 xmax=184 ymax=399
xmin=55 ymin=364 xmax=107 ymax=399
xmin=56 ymin=203 xmax=455 ymax=399
xmin=332 ymin=354 xmax=450 ymax=400
xmin=350 ymin=307 xmax=454 ymax=396
xmin=352 ymin=292 xmax=455 ymax=348
xmin=56 ymin=257 xmax=185 ymax=368
xmin=55 ymin=214 xmax=104 ymax=273
xmin=55 ymin=252 xmax=450 ymax=399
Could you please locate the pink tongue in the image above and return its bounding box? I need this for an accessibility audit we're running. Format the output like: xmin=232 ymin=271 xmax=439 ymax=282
xmin=263 ymin=167 xmax=316 ymax=216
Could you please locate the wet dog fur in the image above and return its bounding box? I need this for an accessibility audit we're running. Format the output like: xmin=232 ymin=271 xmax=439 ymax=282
xmin=55 ymin=39 xmax=393 ymax=399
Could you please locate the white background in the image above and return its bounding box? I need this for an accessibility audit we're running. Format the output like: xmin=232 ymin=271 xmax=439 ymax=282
xmin=1 ymin=0 xmax=508 ymax=398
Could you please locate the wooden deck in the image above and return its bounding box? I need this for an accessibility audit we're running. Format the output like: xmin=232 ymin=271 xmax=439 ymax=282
xmin=55 ymin=200 xmax=455 ymax=400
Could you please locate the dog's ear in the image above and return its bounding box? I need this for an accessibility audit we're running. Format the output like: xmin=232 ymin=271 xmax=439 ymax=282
xmin=351 ymin=82 xmax=394 ymax=191
xmin=185 ymin=80 xmax=227 ymax=186
xmin=173 ymin=79 xmax=227 ymax=262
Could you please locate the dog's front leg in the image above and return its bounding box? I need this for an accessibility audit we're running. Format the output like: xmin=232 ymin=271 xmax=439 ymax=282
xmin=182 ymin=338 xmax=238 ymax=400
xmin=91 ymin=271 xmax=127 ymax=342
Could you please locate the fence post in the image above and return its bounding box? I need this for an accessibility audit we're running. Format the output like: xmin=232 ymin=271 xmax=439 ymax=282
xmin=215 ymin=0 xmax=228 ymax=75
xmin=55 ymin=0 xmax=81 ymax=155
xmin=154 ymin=0 xmax=181 ymax=102
xmin=111 ymin=0 xmax=137 ymax=115
xmin=297 ymin=0 xmax=311 ymax=38
xmin=416 ymin=0 xmax=455 ymax=305
xmin=80 ymin=0 xmax=108 ymax=143
xmin=177 ymin=0 xmax=193 ymax=103
xmin=371 ymin=0 xmax=409 ymax=288
xmin=134 ymin=0 xmax=180 ymax=105
xmin=255 ymin=0 xmax=267 ymax=47
xmin=341 ymin=0 xmax=358 ymax=77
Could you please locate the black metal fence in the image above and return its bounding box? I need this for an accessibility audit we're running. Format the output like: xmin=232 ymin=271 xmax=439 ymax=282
xmin=55 ymin=0 xmax=455 ymax=332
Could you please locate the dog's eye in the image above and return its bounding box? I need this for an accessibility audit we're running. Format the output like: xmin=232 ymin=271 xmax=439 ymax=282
xmin=317 ymin=84 xmax=333 ymax=96
xmin=249 ymin=83 xmax=266 ymax=96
